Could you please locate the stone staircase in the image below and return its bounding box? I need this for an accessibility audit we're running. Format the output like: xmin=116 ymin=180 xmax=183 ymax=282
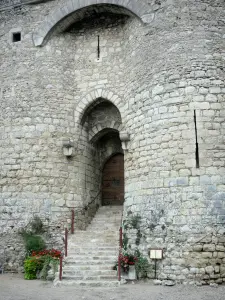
xmin=55 ymin=205 xmax=123 ymax=287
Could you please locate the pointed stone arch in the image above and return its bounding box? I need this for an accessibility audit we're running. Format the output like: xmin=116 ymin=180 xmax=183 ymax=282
xmin=89 ymin=124 xmax=123 ymax=143
xmin=33 ymin=0 xmax=151 ymax=46
xmin=74 ymin=89 xmax=124 ymax=127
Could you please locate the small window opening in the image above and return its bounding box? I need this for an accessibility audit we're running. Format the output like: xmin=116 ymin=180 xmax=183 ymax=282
xmin=12 ymin=32 xmax=21 ymax=43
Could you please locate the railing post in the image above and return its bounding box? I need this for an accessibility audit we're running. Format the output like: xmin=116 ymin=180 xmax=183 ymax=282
xmin=71 ymin=209 xmax=74 ymax=234
xmin=59 ymin=255 xmax=63 ymax=281
xmin=118 ymin=252 xmax=121 ymax=282
xmin=65 ymin=228 xmax=68 ymax=257
xmin=119 ymin=226 xmax=122 ymax=249
xmin=118 ymin=226 xmax=122 ymax=282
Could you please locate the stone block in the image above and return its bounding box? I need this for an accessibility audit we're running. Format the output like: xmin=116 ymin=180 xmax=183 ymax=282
xmin=216 ymin=245 xmax=225 ymax=251
xmin=201 ymin=252 xmax=212 ymax=259
xmin=185 ymin=86 xmax=196 ymax=94
xmin=217 ymin=252 xmax=225 ymax=259
xmin=205 ymin=266 xmax=214 ymax=274
xmin=193 ymin=245 xmax=203 ymax=252
xmin=203 ymin=244 xmax=216 ymax=252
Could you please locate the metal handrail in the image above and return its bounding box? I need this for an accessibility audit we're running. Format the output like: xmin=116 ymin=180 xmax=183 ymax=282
xmin=59 ymin=228 xmax=68 ymax=281
xmin=78 ymin=190 xmax=101 ymax=214
xmin=71 ymin=209 xmax=75 ymax=234
xmin=118 ymin=226 xmax=122 ymax=282
xmin=65 ymin=228 xmax=68 ymax=257
xmin=70 ymin=190 xmax=101 ymax=234
xmin=59 ymin=255 xmax=63 ymax=281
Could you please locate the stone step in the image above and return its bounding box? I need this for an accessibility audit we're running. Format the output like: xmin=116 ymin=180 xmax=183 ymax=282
xmin=85 ymin=230 xmax=119 ymax=233
xmin=69 ymin=238 xmax=119 ymax=242
xmin=65 ymin=255 xmax=117 ymax=261
xmin=64 ymin=261 xmax=116 ymax=267
xmin=97 ymin=206 xmax=123 ymax=210
xmin=67 ymin=246 xmax=118 ymax=251
xmin=91 ymin=217 xmax=121 ymax=219
xmin=71 ymin=230 xmax=119 ymax=234
xmin=68 ymin=245 xmax=118 ymax=250
xmin=62 ymin=274 xmax=117 ymax=281
xmin=70 ymin=233 xmax=119 ymax=238
xmin=90 ymin=220 xmax=121 ymax=223
xmin=69 ymin=233 xmax=119 ymax=237
xmin=87 ymin=226 xmax=120 ymax=229
xmin=89 ymin=224 xmax=121 ymax=227
xmin=68 ymin=241 xmax=119 ymax=246
xmin=68 ymin=240 xmax=119 ymax=245
xmin=67 ymin=250 xmax=118 ymax=256
xmin=65 ymin=257 xmax=117 ymax=263
xmin=60 ymin=206 xmax=123 ymax=286
xmin=91 ymin=217 xmax=122 ymax=220
xmin=69 ymin=240 xmax=118 ymax=244
xmin=63 ymin=262 xmax=116 ymax=269
xmin=90 ymin=219 xmax=121 ymax=223
xmin=62 ymin=269 xmax=116 ymax=276
xmin=54 ymin=278 xmax=119 ymax=287
xmin=69 ymin=235 xmax=119 ymax=239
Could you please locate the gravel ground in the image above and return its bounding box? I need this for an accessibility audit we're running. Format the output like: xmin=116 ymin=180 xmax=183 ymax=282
xmin=0 ymin=274 xmax=225 ymax=300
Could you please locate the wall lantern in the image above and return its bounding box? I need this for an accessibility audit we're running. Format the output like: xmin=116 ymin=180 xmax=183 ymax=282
xmin=120 ymin=131 xmax=130 ymax=151
xmin=62 ymin=140 xmax=74 ymax=157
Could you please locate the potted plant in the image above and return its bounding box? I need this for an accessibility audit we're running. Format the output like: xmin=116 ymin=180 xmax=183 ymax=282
xmin=119 ymin=252 xmax=138 ymax=280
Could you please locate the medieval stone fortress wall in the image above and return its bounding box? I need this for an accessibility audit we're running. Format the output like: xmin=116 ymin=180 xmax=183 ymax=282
xmin=0 ymin=0 xmax=225 ymax=283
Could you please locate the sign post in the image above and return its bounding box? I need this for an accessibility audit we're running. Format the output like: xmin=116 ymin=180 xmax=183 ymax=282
xmin=149 ymin=249 xmax=163 ymax=279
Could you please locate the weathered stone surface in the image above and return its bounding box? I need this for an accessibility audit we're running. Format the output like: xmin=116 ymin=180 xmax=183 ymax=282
xmin=162 ymin=280 xmax=176 ymax=286
xmin=205 ymin=266 xmax=214 ymax=274
xmin=0 ymin=0 xmax=225 ymax=284
xmin=153 ymin=280 xmax=162 ymax=285
xmin=203 ymin=244 xmax=216 ymax=252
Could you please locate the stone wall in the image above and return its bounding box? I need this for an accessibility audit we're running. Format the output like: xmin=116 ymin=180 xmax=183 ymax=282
xmin=121 ymin=0 xmax=225 ymax=284
xmin=0 ymin=0 xmax=225 ymax=283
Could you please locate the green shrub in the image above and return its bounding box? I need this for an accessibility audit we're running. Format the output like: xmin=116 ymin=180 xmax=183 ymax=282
xmin=24 ymin=257 xmax=42 ymax=280
xmin=39 ymin=255 xmax=59 ymax=280
xmin=22 ymin=233 xmax=46 ymax=255
xmin=24 ymin=254 xmax=60 ymax=281
xmin=30 ymin=216 xmax=44 ymax=234
xmin=135 ymin=255 xmax=152 ymax=279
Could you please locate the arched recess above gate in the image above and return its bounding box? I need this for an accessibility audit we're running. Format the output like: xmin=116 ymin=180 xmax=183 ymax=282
xmin=75 ymin=89 xmax=130 ymax=151
xmin=74 ymin=89 xmax=125 ymax=127
xmin=89 ymin=126 xmax=122 ymax=143
xmin=33 ymin=0 xmax=151 ymax=46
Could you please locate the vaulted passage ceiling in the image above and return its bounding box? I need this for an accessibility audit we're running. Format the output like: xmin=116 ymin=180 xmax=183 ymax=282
xmin=33 ymin=0 xmax=150 ymax=46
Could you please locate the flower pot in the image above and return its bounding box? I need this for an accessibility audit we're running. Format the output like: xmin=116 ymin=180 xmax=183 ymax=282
xmin=121 ymin=265 xmax=137 ymax=280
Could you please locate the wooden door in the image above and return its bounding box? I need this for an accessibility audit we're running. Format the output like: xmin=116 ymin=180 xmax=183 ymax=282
xmin=102 ymin=154 xmax=124 ymax=206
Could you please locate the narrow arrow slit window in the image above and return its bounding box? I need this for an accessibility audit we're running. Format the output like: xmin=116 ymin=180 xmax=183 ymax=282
xmin=97 ymin=35 xmax=100 ymax=60
xmin=194 ymin=110 xmax=200 ymax=168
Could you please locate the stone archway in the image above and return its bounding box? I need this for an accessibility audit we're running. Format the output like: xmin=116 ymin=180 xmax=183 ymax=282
xmin=33 ymin=0 xmax=151 ymax=46
xmin=80 ymin=97 xmax=125 ymax=208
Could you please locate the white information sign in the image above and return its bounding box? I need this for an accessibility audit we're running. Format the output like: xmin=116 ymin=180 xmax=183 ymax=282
xmin=149 ymin=249 xmax=163 ymax=260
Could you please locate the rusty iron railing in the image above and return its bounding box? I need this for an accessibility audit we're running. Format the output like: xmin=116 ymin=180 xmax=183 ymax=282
xmin=71 ymin=209 xmax=75 ymax=234
xmin=59 ymin=255 xmax=63 ymax=281
xmin=118 ymin=226 xmax=123 ymax=282
xmin=59 ymin=228 xmax=68 ymax=281
xmin=118 ymin=206 xmax=124 ymax=282
xmin=65 ymin=228 xmax=68 ymax=257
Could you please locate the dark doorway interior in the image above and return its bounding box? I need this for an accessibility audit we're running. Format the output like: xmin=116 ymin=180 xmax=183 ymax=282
xmin=102 ymin=154 xmax=124 ymax=205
